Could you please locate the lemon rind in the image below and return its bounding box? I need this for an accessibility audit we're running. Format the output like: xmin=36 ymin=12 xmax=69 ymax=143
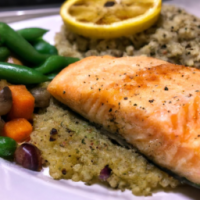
xmin=60 ymin=0 xmax=162 ymax=39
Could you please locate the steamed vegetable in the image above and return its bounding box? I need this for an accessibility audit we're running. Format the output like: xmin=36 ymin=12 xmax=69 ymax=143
xmin=0 ymin=136 xmax=17 ymax=158
xmin=0 ymin=57 xmax=79 ymax=84
xmin=46 ymin=72 xmax=58 ymax=80
xmin=0 ymin=22 xmax=49 ymax=64
xmin=7 ymin=85 xmax=35 ymax=120
xmin=0 ymin=22 xmax=80 ymax=85
xmin=99 ymin=165 xmax=112 ymax=181
xmin=15 ymin=143 xmax=42 ymax=171
xmin=17 ymin=27 xmax=48 ymax=42
xmin=3 ymin=118 xmax=33 ymax=143
xmin=0 ymin=47 xmax=10 ymax=61
xmin=32 ymin=38 xmax=58 ymax=55
xmin=30 ymin=87 xmax=51 ymax=108
xmin=34 ymin=55 xmax=80 ymax=74
xmin=0 ymin=118 xmax=5 ymax=135
xmin=0 ymin=86 xmax=12 ymax=116
xmin=0 ymin=62 xmax=50 ymax=84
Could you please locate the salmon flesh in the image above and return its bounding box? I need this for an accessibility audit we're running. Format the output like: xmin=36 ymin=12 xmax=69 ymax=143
xmin=48 ymin=56 xmax=200 ymax=184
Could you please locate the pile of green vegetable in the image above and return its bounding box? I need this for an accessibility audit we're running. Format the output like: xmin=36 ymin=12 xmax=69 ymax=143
xmin=0 ymin=22 xmax=80 ymax=171
xmin=0 ymin=22 xmax=79 ymax=84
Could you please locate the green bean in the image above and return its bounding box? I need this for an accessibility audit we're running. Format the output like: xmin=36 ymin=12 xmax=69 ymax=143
xmin=17 ymin=28 xmax=49 ymax=42
xmin=34 ymin=55 xmax=80 ymax=74
xmin=0 ymin=136 xmax=17 ymax=158
xmin=0 ymin=62 xmax=50 ymax=84
xmin=46 ymin=72 xmax=58 ymax=80
xmin=0 ymin=47 xmax=10 ymax=61
xmin=0 ymin=22 xmax=49 ymax=65
xmin=32 ymin=38 xmax=58 ymax=55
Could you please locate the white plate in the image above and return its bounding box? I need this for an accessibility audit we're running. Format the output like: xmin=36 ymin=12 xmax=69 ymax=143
xmin=1 ymin=7 xmax=200 ymax=200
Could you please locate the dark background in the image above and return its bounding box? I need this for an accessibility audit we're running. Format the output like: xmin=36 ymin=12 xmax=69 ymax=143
xmin=0 ymin=0 xmax=65 ymax=10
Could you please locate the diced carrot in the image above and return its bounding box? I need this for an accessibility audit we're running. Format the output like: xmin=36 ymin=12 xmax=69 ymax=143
xmin=7 ymin=85 xmax=35 ymax=120
xmin=3 ymin=118 xmax=33 ymax=143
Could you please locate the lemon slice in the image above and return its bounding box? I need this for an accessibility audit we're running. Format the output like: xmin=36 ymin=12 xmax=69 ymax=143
xmin=60 ymin=0 xmax=162 ymax=39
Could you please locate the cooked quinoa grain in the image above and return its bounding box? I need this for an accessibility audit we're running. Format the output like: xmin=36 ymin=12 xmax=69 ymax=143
xmin=55 ymin=5 xmax=200 ymax=68
xmin=29 ymin=4 xmax=195 ymax=196
xmin=31 ymin=100 xmax=179 ymax=196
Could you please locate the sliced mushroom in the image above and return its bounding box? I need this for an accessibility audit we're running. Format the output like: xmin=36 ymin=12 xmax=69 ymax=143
xmin=0 ymin=86 xmax=12 ymax=116
xmin=0 ymin=117 xmax=5 ymax=135
xmin=30 ymin=87 xmax=51 ymax=108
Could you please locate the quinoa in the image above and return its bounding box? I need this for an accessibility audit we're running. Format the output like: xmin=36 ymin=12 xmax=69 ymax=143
xmin=30 ymin=99 xmax=178 ymax=196
xmin=30 ymin=4 xmax=197 ymax=196
xmin=55 ymin=5 xmax=200 ymax=68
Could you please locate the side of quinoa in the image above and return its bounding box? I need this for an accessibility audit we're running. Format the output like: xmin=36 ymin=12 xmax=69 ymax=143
xmin=31 ymin=100 xmax=178 ymax=196
xmin=30 ymin=3 xmax=198 ymax=196
xmin=55 ymin=5 xmax=200 ymax=68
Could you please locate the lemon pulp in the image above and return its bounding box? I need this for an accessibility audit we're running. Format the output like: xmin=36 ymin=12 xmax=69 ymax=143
xmin=60 ymin=0 xmax=162 ymax=39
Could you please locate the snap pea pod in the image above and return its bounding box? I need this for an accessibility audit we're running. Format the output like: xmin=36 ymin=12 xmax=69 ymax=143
xmin=0 ymin=47 xmax=10 ymax=61
xmin=34 ymin=55 xmax=80 ymax=74
xmin=32 ymin=38 xmax=58 ymax=55
xmin=17 ymin=28 xmax=48 ymax=42
xmin=0 ymin=22 xmax=49 ymax=65
xmin=0 ymin=136 xmax=17 ymax=158
xmin=0 ymin=62 xmax=50 ymax=84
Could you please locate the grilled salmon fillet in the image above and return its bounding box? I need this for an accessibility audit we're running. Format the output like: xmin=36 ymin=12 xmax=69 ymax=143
xmin=48 ymin=55 xmax=200 ymax=184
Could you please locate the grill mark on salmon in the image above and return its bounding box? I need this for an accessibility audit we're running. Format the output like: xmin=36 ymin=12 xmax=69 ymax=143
xmin=48 ymin=55 xmax=200 ymax=184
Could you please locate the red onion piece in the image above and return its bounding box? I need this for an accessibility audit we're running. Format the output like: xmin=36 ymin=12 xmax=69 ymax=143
xmin=14 ymin=143 xmax=42 ymax=171
xmin=99 ymin=165 xmax=112 ymax=181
